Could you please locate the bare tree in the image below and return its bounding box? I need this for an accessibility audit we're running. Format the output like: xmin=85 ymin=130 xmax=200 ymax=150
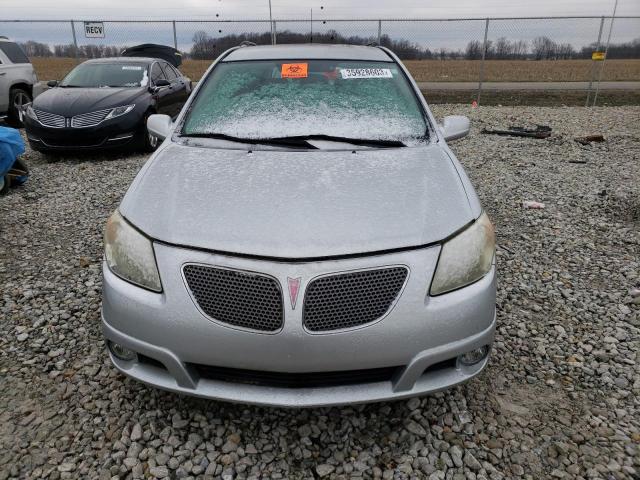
xmin=493 ymin=37 xmax=511 ymax=59
xmin=531 ymin=36 xmax=557 ymax=60
xmin=465 ymin=40 xmax=482 ymax=60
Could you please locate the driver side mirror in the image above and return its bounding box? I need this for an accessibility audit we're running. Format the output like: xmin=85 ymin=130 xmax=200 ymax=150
xmin=155 ymin=79 xmax=171 ymax=87
xmin=47 ymin=80 xmax=58 ymax=88
xmin=147 ymin=114 xmax=173 ymax=142
xmin=440 ymin=115 xmax=470 ymax=142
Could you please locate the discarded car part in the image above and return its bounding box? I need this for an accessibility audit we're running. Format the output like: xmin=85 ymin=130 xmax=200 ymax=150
xmin=481 ymin=125 xmax=552 ymax=139
xmin=574 ymin=134 xmax=605 ymax=145
xmin=523 ymin=200 xmax=545 ymax=209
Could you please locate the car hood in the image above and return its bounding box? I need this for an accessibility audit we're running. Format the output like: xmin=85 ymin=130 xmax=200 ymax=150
xmin=120 ymin=143 xmax=475 ymax=258
xmin=33 ymin=87 xmax=145 ymax=116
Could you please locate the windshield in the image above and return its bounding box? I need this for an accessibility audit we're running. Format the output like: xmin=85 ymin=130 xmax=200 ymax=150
xmin=60 ymin=62 xmax=149 ymax=88
xmin=182 ymin=59 xmax=428 ymax=146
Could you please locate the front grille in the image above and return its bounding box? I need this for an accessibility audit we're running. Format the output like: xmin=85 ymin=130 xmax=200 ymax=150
xmin=34 ymin=110 xmax=65 ymax=128
xmin=303 ymin=267 xmax=409 ymax=332
xmin=190 ymin=363 xmax=400 ymax=388
xmin=183 ymin=265 xmax=283 ymax=332
xmin=71 ymin=108 xmax=111 ymax=127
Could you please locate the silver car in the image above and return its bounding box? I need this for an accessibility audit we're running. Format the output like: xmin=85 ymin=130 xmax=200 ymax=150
xmin=102 ymin=44 xmax=496 ymax=407
xmin=0 ymin=37 xmax=40 ymax=126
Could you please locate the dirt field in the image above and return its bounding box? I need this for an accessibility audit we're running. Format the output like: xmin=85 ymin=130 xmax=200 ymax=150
xmin=31 ymin=57 xmax=640 ymax=83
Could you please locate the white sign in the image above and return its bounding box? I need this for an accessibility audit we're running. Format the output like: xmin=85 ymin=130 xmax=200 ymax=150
xmin=84 ymin=22 xmax=105 ymax=38
xmin=340 ymin=68 xmax=393 ymax=79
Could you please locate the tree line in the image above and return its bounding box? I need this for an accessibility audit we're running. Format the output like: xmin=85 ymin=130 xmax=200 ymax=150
xmin=464 ymin=36 xmax=640 ymax=60
xmin=16 ymin=32 xmax=640 ymax=60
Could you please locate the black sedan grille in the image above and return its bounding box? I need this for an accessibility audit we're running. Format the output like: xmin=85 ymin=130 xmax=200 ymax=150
xmin=183 ymin=265 xmax=283 ymax=332
xmin=34 ymin=110 xmax=65 ymax=128
xmin=71 ymin=108 xmax=111 ymax=127
xmin=303 ymin=267 xmax=409 ymax=332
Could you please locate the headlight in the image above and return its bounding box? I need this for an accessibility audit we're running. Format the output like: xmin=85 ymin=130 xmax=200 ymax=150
xmin=105 ymin=104 xmax=135 ymax=120
xmin=26 ymin=105 xmax=38 ymax=121
xmin=104 ymin=210 xmax=161 ymax=292
xmin=430 ymin=212 xmax=495 ymax=296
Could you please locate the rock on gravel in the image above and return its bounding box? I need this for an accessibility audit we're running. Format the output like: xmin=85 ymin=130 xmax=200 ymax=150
xmin=0 ymin=106 xmax=638 ymax=479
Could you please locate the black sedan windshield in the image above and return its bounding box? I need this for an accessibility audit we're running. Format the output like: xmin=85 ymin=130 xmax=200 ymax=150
xmin=60 ymin=62 xmax=149 ymax=88
xmin=182 ymin=60 xmax=428 ymax=145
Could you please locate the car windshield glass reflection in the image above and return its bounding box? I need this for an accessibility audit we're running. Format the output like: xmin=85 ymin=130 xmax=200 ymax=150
xmin=60 ymin=63 xmax=149 ymax=88
xmin=182 ymin=60 xmax=428 ymax=146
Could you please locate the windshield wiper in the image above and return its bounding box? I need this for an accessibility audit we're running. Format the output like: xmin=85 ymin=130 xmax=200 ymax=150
xmin=59 ymin=84 xmax=83 ymax=88
xmin=269 ymin=135 xmax=408 ymax=148
xmin=180 ymin=132 xmax=318 ymax=149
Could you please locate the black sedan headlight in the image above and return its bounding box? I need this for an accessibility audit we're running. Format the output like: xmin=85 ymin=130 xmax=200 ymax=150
xmin=105 ymin=104 xmax=135 ymax=120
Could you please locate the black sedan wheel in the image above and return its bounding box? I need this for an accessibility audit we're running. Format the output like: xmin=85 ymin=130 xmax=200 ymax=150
xmin=8 ymin=88 xmax=32 ymax=127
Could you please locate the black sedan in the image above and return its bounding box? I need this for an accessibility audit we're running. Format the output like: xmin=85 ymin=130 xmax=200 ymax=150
xmin=24 ymin=55 xmax=191 ymax=152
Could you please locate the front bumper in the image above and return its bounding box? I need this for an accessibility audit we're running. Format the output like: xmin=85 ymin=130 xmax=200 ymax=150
xmin=24 ymin=113 xmax=141 ymax=150
xmin=102 ymin=243 xmax=496 ymax=407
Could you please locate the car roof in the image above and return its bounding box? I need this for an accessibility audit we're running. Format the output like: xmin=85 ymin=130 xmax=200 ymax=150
xmin=223 ymin=44 xmax=392 ymax=62
xmin=84 ymin=57 xmax=158 ymax=64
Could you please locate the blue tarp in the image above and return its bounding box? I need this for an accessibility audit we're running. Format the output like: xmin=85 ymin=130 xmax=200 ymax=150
xmin=0 ymin=126 xmax=26 ymax=185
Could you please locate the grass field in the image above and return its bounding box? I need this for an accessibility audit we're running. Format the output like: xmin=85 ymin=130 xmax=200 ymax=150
xmin=31 ymin=57 xmax=640 ymax=83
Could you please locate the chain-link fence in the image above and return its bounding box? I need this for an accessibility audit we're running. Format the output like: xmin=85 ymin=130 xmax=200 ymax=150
xmin=1 ymin=16 xmax=639 ymax=105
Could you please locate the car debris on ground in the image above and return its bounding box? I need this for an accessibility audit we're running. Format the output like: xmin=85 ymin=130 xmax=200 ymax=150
xmin=575 ymin=134 xmax=606 ymax=145
xmin=522 ymin=200 xmax=545 ymax=209
xmin=481 ymin=124 xmax=552 ymax=139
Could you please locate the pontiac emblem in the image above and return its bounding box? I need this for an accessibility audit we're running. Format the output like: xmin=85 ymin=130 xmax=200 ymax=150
xmin=287 ymin=277 xmax=301 ymax=309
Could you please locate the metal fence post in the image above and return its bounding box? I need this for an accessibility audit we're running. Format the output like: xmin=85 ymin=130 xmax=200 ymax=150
xmin=70 ymin=20 xmax=79 ymax=63
xmin=272 ymin=21 xmax=277 ymax=45
xmin=585 ymin=16 xmax=605 ymax=107
xmin=172 ymin=21 xmax=178 ymax=50
xmin=377 ymin=20 xmax=382 ymax=44
xmin=593 ymin=7 xmax=618 ymax=107
xmin=476 ymin=18 xmax=489 ymax=106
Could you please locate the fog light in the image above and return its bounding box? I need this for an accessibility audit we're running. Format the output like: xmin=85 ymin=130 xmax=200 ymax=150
xmin=459 ymin=345 xmax=489 ymax=366
xmin=108 ymin=341 xmax=136 ymax=361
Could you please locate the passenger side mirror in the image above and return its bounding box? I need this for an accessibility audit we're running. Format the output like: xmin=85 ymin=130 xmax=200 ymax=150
xmin=155 ymin=79 xmax=171 ymax=88
xmin=147 ymin=114 xmax=173 ymax=141
xmin=47 ymin=80 xmax=58 ymax=88
xmin=440 ymin=115 xmax=470 ymax=142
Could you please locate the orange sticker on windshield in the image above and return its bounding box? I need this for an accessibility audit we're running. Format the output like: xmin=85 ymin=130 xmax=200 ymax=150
xmin=281 ymin=63 xmax=308 ymax=78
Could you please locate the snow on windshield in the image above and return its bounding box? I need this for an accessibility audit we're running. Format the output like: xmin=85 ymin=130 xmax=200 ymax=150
xmin=61 ymin=63 xmax=147 ymax=88
xmin=183 ymin=61 xmax=428 ymax=145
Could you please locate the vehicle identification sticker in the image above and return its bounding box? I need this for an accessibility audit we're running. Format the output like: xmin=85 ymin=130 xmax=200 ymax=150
xmin=340 ymin=68 xmax=393 ymax=79
xmin=281 ymin=63 xmax=308 ymax=78
xmin=122 ymin=66 xmax=143 ymax=70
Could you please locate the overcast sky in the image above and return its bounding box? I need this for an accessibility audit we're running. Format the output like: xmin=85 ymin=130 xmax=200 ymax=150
xmin=1 ymin=0 xmax=639 ymax=20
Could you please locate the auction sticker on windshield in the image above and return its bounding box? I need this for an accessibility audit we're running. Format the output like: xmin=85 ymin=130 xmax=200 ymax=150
xmin=340 ymin=68 xmax=393 ymax=79
xmin=282 ymin=63 xmax=308 ymax=78
xmin=122 ymin=66 xmax=143 ymax=70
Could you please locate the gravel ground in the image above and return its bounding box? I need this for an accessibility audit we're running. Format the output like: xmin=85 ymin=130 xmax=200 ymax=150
xmin=1 ymin=105 xmax=638 ymax=480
